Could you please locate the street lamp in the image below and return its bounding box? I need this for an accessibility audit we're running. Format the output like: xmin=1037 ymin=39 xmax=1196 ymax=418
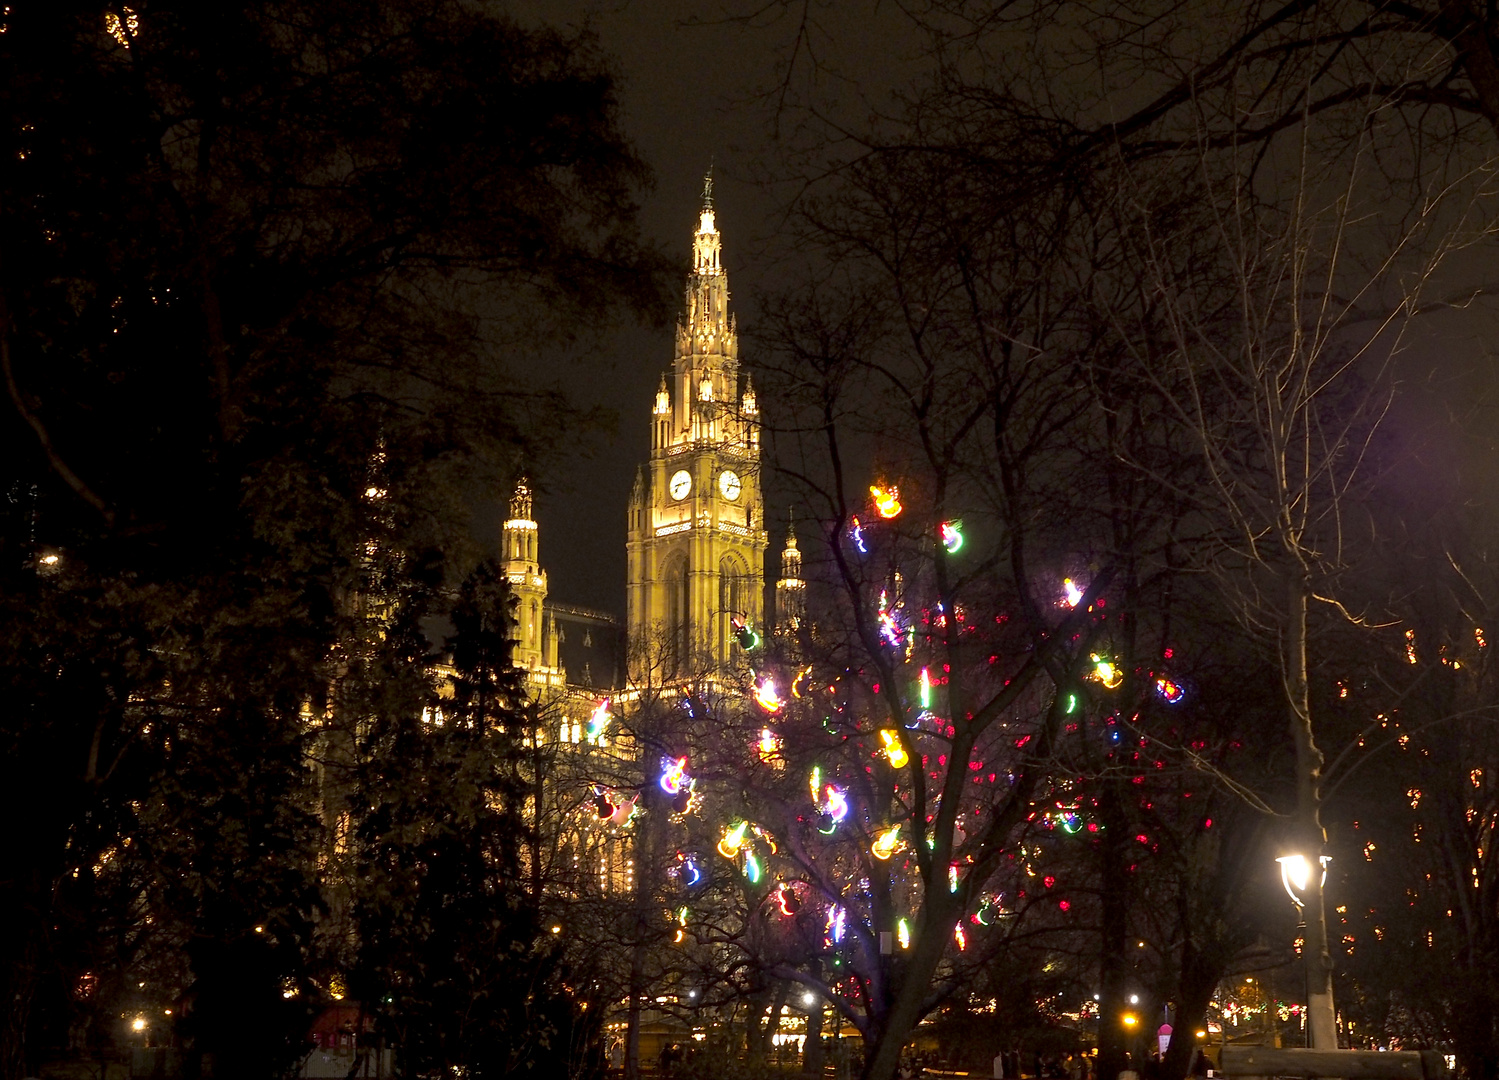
xmin=1276 ymin=854 xmax=1330 ymax=908
xmin=1277 ymin=853 xmax=1330 ymax=1048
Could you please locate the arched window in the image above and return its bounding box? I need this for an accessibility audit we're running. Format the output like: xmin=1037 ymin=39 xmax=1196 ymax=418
xmin=529 ymin=600 xmax=539 ymax=646
xmin=718 ymin=555 xmax=745 ymax=664
xmin=663 ymin=554 xmax=689 ymax=676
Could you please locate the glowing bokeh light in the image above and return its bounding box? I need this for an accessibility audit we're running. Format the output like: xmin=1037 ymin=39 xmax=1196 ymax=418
xmin=733 ymin=617 xmax=762 ymax=651
xmin=609 ymin=794 xmax=638 ymax=827
xmin=588 ymin=699 xmax=613 ymax=739
xmin=753 ymin=678 xmax=786 ymax=713
xmin=776 ymin=882 xmax=801 ymax=915
xmin=1090 ymin=654 xmax=1123 ymax=689
xmin=880 ymin=729 xmax=909 ymax=769
xmin=1155 ymin=677 xmax=1185 ymax=704
xmin=824 ymin=785 xmax=849 ymax=823
xmin=718 ymin=820 xmax=749 ymax=859
xmin=870 ymin=484 xmax=902 ymax=519
xmin=660 ymin=756 xmax=689 ymax=794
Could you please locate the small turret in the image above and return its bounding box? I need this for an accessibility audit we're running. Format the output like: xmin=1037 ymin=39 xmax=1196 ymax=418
xmin=502 ymin=478 xmax=549 ymax=670
xmin=509 ymin=478 xmax=533 ymax=522
xmin=504 ymin=479 xmax=539 ymax=567
xmin=775 ymin=510 xmax=806 ymax=634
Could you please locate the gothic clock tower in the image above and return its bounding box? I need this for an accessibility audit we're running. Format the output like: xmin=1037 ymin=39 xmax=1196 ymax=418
xmin=626 ymin=175 xmax=766 ymax=679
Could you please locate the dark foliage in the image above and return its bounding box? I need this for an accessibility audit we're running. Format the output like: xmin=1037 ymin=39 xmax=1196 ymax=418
xmin=0 ymin=1 xmax=665 ymax=1075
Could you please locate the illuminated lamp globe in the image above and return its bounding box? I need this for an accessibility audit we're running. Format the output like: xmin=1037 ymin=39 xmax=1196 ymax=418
xmin=1277 ymin=853 xmax=1331 ymax=908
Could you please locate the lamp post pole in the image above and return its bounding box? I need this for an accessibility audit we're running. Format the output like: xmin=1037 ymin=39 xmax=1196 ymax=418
xmin=1293 ymin=908 xmax=1309 ymax=1047
xmin=1277 ymin=854 xmax=1335 ymax=1049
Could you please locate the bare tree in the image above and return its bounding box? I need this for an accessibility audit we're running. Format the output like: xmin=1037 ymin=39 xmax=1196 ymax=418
xmin=1095 ymin=84 xmax=1499 ymax=1045
xmin=735 ymin=106 xmax=1191 ymax=1077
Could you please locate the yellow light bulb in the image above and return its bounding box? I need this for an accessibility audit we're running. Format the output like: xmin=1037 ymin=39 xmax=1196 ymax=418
xmin=870 ymin=485 xmax=902 ymax=519
xmin=718 ymin=820 xmax=748 ymax=859
xmin=1090 ymin=654 xmax=1123 ymax=689
xmin=880 ymin=730 xmax=909 ymax=768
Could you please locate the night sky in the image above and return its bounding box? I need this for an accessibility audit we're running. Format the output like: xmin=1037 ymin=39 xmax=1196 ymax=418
xmin=496 ymin=0 xmax=919 ymax=616
xmin=493 ymin=3 xmax=1499 ymax=619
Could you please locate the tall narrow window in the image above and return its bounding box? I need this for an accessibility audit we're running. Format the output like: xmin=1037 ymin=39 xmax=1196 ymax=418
xmin=719 ymin=556 xmax=744 ymax=664
xmin=664 ymin=555 xmax=689 ymax=676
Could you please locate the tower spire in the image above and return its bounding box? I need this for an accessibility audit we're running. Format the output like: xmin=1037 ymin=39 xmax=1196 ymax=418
xmin=693 ymin=171 xmax=723 ymax=279
xmin=677 ymin=169 xmax=733 ymax=432
xmin=627 ymin=174 xmax=765 ymax=681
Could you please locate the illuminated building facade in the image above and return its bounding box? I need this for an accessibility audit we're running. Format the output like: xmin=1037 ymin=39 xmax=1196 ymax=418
xmin=490 ymin=181 xmax=768 ymax=905
xmin=626 ymin=175 xmax=767 ymax=679
xmin=502 ymin=480 xmax=625 ymax=693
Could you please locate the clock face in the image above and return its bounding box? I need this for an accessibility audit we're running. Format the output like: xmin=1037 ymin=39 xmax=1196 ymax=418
xmin=719 ymin=470 xmax=742 ymax=501
xmin=669 ymin=469 xmax=693 ymax=500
